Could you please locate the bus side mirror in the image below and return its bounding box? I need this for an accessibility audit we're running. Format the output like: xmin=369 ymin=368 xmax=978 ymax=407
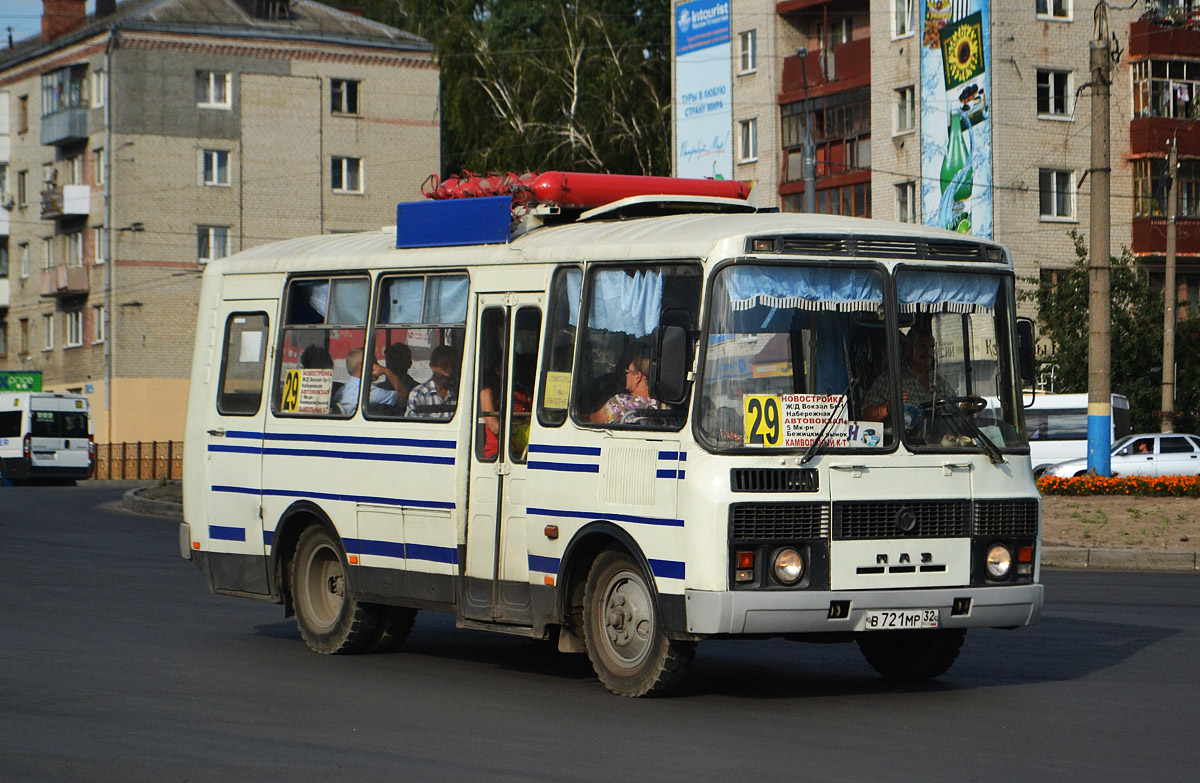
xmin=1016 ymin=318 xmax=1036 ymax=384
xmin=651 ymin=325 xmax=690 ymax=405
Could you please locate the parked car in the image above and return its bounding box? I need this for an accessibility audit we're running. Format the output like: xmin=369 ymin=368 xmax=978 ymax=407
xmin=1040 ymin=433 xmax=1200 ymax=478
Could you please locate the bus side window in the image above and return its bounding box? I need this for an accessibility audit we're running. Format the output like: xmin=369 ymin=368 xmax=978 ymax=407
xmin=216 ymin=313 xmax=269 ymax=416
xmin=274 ymin=276 xmax=370 ymax=418
xmin=537 ymin=266 xmax=581 ymax=427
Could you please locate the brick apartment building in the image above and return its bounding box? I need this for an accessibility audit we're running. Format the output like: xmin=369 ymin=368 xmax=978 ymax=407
xmin=676 ymin=0 xmax=1200 ymax=318
xmin=0 ymin=0 xmax=439 ymax=444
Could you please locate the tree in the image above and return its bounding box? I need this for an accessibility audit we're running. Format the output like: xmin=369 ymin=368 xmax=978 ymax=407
xmin=1027 ymin=231 xmax=1200 ymax=434
xmin=336 ymin=0 xmax=671 ymax=177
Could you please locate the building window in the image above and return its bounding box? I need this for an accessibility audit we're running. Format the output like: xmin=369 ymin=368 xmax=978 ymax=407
xmin=18 ymin=95 xmax=28 ymax=133
xmin=331 ymin=157 xmax=363 ymax=193
xmin=20 ymin=243 xmax=30 ymax=278
xmin=1039 ymin=168 xmax=1075 ymax=219
xmin=738 ymin=118 xmax=758 ymax=162
xmin=202 ymin=149 xmax=230 ymax=186
xmin=893 ymin=0 xmax=915 ymax=38
xmin=0 ymin=163 xmax=7 ymax=203
xmin=42 ymin=66 xmax=87 ymax=116
xmin=894 ymin=86 xmax=915 ymax=134
xmin=91 ymin=70 xmax=106 ymax=108
xmin=196 ymin=71 xmax=231 ymax=108
xmin=20 ymin=318 xmax=30 ymax=355
xmin=738 ymin=30 xmax=757 ymax=74
xmin=1133 ymin=59 xmax=1200 ymax=119
xmin=331 ymin=79 xmax=360 ymax=114
xmin=43 ymin=238 xmax=54 ymax=270
xmin=65 ymin=311 xmax=83 ymax=348
xmin=896 ymin=181 xmax=916 ymax=223
xmin=94 ymin=226 xmax=107 ymax=264
xmin=1036 ymin=0 xmax=1070 ymax=21
xmin=197 ymin=226 xmax=230 ymax=263
xmin=67 ymin=155 xmax=83 ymax=186
xmin=0 ymin=320 xmax=7 ymax=359
xmin=43 ymin=314 xmax=55 ymax=351
xmin=17 ymin=170 xmax=27 ymax=207
xmin=783 ymin=183 xmax=871 ymax=217
xmin=1037 ymin=69 xmax=1071 ymax=117
xmin=94 ymin=148 xmax=104 ymax=186
xmin=93 ymin=304 xmax=106 ymax=344
xmin=66 ymin=231 xmax=83 ymax=268
xmin=0 ymin=243 xmax=6 ymax=278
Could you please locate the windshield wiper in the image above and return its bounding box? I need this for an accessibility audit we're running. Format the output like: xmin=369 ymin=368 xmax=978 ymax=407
xmin=800 ymin=388 xmax=850 ymax=466
xmin=934 ymin=398 xmax=1004 ymax=464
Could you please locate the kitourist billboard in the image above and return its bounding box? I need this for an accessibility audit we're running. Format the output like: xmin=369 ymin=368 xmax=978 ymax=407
xmin=921 ymin=0 xmax=993 ymax=239
xmin=674 ymin=0 xmax=732 ymax=180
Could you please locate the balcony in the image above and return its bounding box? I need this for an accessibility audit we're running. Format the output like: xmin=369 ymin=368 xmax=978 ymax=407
xmin=40 ymin=107 xmax=90 ymax=147
xmin=40 ymin=185 xmax=91 ymax=220
xmin=780 ymin=37 xmax=871 ymax=102
xmin=41 ymin=266 xmax=90 ymax=298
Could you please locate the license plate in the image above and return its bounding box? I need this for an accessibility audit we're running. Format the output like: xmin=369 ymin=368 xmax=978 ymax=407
xmin=862 ymin=609 xmax=939 ymax=630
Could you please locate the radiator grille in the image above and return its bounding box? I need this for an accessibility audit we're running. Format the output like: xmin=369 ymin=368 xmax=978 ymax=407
xmin=730 ymin=502 xmax=830 ymax=540
xmin=974 ymin=499 xmax=1040 ymax=537
xmin=730 ymin=468 xmax=819 ymax=493
xmin=833 ymin=500 xmax=969 ymax=540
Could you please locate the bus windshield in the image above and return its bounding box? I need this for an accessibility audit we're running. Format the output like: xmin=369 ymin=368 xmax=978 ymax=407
xmin=696 ymin=263 xmax=1025 ymax=454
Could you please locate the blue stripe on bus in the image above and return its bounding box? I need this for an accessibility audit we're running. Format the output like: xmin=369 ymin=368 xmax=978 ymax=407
xmin=656 ymin=469 xmax=686 ymax=479
xmin=649 ymin=558 xmax=685 ymax=580
xmin=260 ymin=446 xmax=454 ymax=465
xmin=528 ymin=554 xmax=561 ymax=574
xmin=209 ymin=525 xmax=246 ymax=541
xmin=223 ymin=430 xmax=456 ymax=450
xmin=526 ymin=506 xmax=684 ymax=528
xmin=527 ymin=443 xmax=602 ymax=456
xmin=263 ymin=529 xmax=274 ymax=547
xmin=211 ymin=485 xmax=455 ymax=510
xmin=208 ymin=444 xmax=264 ymax=455
xmin=527 ymin=460 xmax=600 ymax=473
xmin=345 ymin=538 xmax=458 ymax=565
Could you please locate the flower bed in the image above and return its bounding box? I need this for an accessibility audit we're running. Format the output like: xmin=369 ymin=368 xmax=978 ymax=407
xmin=1037 ymin=474 xmax=1200 ymax=497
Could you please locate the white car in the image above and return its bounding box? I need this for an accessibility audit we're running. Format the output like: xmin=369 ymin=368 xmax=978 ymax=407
xmin=1041 ymin=433 xmax=1200 ymax=478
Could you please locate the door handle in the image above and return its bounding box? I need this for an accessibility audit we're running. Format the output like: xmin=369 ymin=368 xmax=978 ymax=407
xmin=207 ymin=428 xmax=226 ymax=437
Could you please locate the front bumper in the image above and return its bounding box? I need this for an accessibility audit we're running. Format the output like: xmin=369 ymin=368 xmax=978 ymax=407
xmin=684 ymin=583 xmax=1043 ymax=635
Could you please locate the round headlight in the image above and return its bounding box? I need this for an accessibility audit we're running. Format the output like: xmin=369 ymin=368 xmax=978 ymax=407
xmin=986 ymin=544 xmax=1012 ymax=578
xmin=772 ymin=548 xmax=805 ymax=585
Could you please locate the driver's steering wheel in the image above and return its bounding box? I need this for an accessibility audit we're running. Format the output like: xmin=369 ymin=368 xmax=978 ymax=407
xmin=920 ymin=395 xmax=987 ymax=414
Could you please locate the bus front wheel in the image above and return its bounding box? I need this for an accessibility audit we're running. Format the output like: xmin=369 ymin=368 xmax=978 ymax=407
xmin=582 ymin=550 xmax=694 ymax=697
xmin=291 ymin=525 xmax=377 ymax=654
xmin=856 ymin=628 xmax=966 ymax=681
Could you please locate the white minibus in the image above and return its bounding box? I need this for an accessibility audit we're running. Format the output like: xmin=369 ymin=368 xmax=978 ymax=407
xmin=181 ymin=173 xmax=1044 ymax=696
xmin=1025 ymin=393 xmax=1131 ymax=476
xmin=0 ymin=392 xmax=94 ymax=484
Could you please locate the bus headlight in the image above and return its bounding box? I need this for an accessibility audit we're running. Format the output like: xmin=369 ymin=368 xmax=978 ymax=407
xmin=985 ymin=545 xmax=1012 ymax=578
xmin=772 ymin=548 xmax=805 ymax=585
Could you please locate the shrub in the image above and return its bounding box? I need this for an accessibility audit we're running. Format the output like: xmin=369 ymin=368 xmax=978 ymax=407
xmin=1037 ymin=474 xmax=1200 ymax=497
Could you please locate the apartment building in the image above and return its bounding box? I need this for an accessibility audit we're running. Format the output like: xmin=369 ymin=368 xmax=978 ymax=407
xmin=0 ymin=0 xmax=439 ymax=444
xmin=677 ymin=1 xmax=1200 ymax=310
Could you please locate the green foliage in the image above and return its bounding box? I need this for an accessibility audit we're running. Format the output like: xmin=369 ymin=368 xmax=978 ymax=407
xmin=1025 ymin=230 xmax=1200 ymax=433
xmin=343 ymin=0 xmax=671 ymax=177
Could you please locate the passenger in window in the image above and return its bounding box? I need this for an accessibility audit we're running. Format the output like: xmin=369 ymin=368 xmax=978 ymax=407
xmin=381 ymin=342 xmax=418 ymax=398
xmin=590 ymin=354 xmax=662 ymax=424
xmin=407 ymin=345 xmax=459 ymax=419
xmin=334 ymin=347 xmax=402 ymax=416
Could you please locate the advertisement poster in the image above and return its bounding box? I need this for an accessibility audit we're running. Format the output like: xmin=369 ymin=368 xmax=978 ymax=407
xmin=674 ymin=0 xmax=732 ymax=180
xmin=920 ymin=0 xmax=993 ymax=238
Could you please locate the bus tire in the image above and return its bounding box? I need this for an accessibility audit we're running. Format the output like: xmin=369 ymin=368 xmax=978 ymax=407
xmin=582 ymin=550 xmax=694 ymax=697
xmin=364 ymin=605 xmax=417 ymax=653
xmin=856 ymin=628 xmax=966 ymax=681
xmin=291 ymin=525 xmax=377 ymax=655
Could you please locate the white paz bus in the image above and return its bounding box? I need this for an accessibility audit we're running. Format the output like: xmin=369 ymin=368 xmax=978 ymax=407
xmin=181 ymin=173 xmax=1043 ymax=696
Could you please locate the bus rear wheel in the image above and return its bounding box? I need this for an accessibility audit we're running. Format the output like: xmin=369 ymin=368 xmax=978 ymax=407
xmin=582 ymin=550 xmax=694 ymax=697
xmin=856 ymin=628 xmax=966 ymax=681
xmin=364 ymin=605 xmax=417 ymax=653
xmin=291 ymin=525 xmax=377 ymax=654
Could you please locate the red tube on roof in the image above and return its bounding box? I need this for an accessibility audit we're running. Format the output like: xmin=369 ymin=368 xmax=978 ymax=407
xmin=529 ymin=171 xmax=750 ymax=209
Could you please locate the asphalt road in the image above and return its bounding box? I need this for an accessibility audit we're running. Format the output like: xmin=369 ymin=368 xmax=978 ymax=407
xmin=2 ymin=485 xmax=1197 ymax=782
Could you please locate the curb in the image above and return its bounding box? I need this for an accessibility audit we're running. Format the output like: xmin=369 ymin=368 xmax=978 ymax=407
xmin=118 ymin=488 xmax=1200 ymax=572
xmin=122 ymin=487 xmax=183 ymax=519
xmin=1042 ymin=545 xmax=1199 ymax=572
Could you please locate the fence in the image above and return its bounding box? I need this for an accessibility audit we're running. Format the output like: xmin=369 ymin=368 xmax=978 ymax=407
xmin=94 ymin=442 xmax=184 ymax=481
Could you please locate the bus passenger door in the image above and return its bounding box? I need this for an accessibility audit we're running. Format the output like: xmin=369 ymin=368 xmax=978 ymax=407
xmin=464 ymin=295 xmax=542 ymax=624
xmin=203 ymin=303 xmax=275 ymax=583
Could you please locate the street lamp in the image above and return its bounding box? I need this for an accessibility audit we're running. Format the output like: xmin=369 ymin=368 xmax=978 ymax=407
xmin=796 ymin=46 xmax=816 ymax=214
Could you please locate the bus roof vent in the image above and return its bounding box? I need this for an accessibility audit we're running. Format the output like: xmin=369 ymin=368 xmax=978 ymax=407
xmin=762 ymin=235 xmax=991 ymax=262
xmin=779 ymin=236 xmax=850 ymax=256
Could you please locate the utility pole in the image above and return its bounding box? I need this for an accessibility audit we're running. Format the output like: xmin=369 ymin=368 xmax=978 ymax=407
xmin=1161 ymin=138 xmax=1178 ymax=433
xmin=1087 ymin=5 xmax=1113 ymax=476
xmin=796 ymin=47 xmax=816 ymax=214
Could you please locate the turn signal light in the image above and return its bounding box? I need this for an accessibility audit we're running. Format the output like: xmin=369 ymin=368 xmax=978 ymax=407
xmin=1017 ymin=546 xmax=1033 ymax=563
xmin=736 ymin=550 xmax=755 ymax=570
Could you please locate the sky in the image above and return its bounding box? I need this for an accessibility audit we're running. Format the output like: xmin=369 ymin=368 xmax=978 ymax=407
xmin=3 ymin=1 xmax=98 ymax=46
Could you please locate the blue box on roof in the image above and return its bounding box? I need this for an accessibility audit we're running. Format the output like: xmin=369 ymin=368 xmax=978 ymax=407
xmin=396 ymin=196 xmax=513 ymax=249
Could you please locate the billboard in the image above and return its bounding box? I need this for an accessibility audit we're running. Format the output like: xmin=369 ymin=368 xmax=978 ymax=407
xmin=920 ymin=0 xmax=993 ymax=238
xmin=674 ymin=0 xmax=732 ymax=180
xmin=0 ymin=371 xmax=43 ymax=393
